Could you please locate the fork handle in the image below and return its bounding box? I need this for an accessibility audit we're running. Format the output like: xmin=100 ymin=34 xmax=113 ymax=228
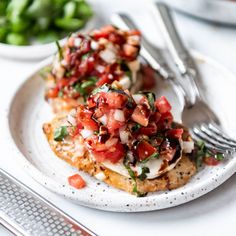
xmin=151 ymin=2 xmax=200 ymax=106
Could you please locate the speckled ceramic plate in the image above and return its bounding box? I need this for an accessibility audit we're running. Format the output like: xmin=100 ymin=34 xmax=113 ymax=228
xmin=7 ymin=51 xmax=236 ymax=212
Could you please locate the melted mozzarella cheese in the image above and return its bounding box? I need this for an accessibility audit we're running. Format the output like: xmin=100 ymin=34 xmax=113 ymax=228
xmin=102 ymin=151 xmax=182 ymax=180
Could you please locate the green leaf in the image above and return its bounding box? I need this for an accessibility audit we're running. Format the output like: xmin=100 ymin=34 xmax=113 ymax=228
xmin=132 ymin=182 xmax=147 ymax=197
xmin=80 ymin=76 xmax=97 ymax=89
xmin=81 ymin=52 xmax=90 ymax=60
xmin=91 ymin=84 xmax=110 ymax=95
xmin=131 ymin=123 xmax=141 ymax=132
xmin=123 ymin=159 xmax=136 ymax=181
xmin=138 ymin=167 xmax=150 ymax=181
xmin=215 ymin=153 xmax=224 ymax=161
xmin=6 ymin=32 xmax=28 ymax=45
xmin=58 ymin=90 xmax=63 ymax=97
xmin=54 ymin=18 xmax=85 ymax=31
xmin=140 ymin=152 xmax=159 ymax=164
xmin=55 ymin=40 xmax=63 ymax=60
xmin=54 ymin=126 xmax=68 ymax=141
xmin=141 ymin=92 xmax=155 ymax=110
xmin=123 ymin=155 xmax=147 ymax=197
xmin=63 ymin=1 xmax=76 ymax=18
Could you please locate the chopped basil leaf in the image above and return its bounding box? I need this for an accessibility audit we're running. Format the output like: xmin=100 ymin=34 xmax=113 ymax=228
xmin=133 ymin=183 xmax=147 ymax=197
xmin=141 ymin=152 xmax=159 ymax=164
xmin=123 ymin=156 xmax=147 ymax=197
xmin=81 ymin=76 xmax=97 ymax=89
xmin=74 ymin=82 xmax=85 ymax=95
xmin=54 ymin=126 xmax=68 ymax=141
xmin=65 ymin=70 xmax=72 ymax=77
xmin=55 ymin=41 xmax=63 ymax=61
xmin=195 ymin=141 xmax=224 ymax=168
xmin=119 ymin=61 xmax=130 ymax=72
xmin=58 ymin=90 xmax=63 ymax=97
xmin=123 ymin=157 xmax=136 ymax=180
xmin=91 ymin=84 xmax=110 ymax=95
xmin=138 ymin=167 xmax=150 ymax=181
xmin=132 ymin=123 xmax=141 ymax=132
xmin=141 ymin=92 xmax=155 ymax=110
xmin=125 ymin=71 xmax=132 ymax=83
xmin=81 ymin=52 xmax=90 ymax=60
xmin=215 ymin=153 xmax=224 ymax=161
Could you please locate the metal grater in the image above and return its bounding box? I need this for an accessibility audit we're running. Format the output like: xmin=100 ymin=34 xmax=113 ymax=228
xmin=0 ymin=168 xmax=97 ymax=236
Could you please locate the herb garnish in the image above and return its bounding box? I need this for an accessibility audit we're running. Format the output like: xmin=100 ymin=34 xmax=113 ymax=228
xmin=195 ymin=141 xmax=224 ymax=168
xmin=74 ymin=77 xmax=97 ymax=101
xmin=81 ymin=52 xmax=90 ymax=60
xmin=56 ymin=41 xmax=63 ymax=61
xmin=138 ymin=167 xmax=150 ymax=181
xmin=58 ymin=90 xmax=63 ymax=97
xmin=123 ymin=156 xmax=147 ymax=197
xmin=141 ymin=152 xmax=159 ymax=164
xmin=141 ymin=92 xmax=156 ymax=111
xmin=132 ymin=123 xmax=141 ymax=132
xmin=54 ymin=126 xmax=68 ymax=141
xmin=80 ymin=76 xmax=97 ymax=89
xmin=91 ymin=84 xmax=110 ymax=95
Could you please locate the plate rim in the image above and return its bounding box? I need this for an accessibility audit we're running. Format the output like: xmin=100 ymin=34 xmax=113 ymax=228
xmin=6 ymin=50 xmax=236 ymax=212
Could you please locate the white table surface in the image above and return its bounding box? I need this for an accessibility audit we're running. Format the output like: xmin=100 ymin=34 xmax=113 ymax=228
xmin=1 ymin=0 xmax=236 ymax=235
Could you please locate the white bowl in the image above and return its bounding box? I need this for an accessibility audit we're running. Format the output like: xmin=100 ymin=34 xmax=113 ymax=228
xmin=0 ymin=17 xmax=96 ymax=61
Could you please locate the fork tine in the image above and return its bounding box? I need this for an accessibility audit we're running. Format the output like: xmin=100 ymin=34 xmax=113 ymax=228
xmin=190 ymin=131 xmax=227 ymax=154
xmin=207 ymin=123 xmax=236 ymax=146
xmin=191 ymin=127 xmax=234 ymax=154
xmin=200 ymin=124 xmax=236 ymax=149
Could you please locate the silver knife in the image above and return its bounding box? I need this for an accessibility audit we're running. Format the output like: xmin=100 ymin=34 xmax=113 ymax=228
xmin=150 ymin=2 xmax=200 ymax=106
xmin=0 ymin=168 xmax=97 ymax=236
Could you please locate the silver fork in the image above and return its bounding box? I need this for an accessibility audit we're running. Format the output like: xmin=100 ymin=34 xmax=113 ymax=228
xmin=111 ymin=12 xmax=236 ymax=154
xmin=151 ymin=2 xmax=236 ymax=154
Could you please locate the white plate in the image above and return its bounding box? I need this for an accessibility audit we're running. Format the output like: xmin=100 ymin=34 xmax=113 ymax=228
xmin=7 ymin=51 xmax=236 ymax=212
xmin=0 ymin=17 xmax=96 ymax=61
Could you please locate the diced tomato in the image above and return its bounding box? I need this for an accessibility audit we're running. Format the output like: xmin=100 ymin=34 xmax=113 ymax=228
xmin=92 ymin=142 xmax=125 ymax=163
xmin=157 ymin=111 xmax=173 ymax=130
xmin=131 ymin=104 xmax=150 ymax=127
xmin=46 ymin=87 xmax=59 ymax=99
xmin=68 ymin=174 xmax=86 ymax=189
xmin=78 ymin=59 xmax=88 ymax=76
xmin=139 ymin=122 xmax=157 ymax=135
xmin=155 ymin=96 xmax=172 ymax=114
xmin=72 ymin=123 xmax=83 ymax=137
xmin=166 ymin=129 xmax=183 ymax=139
xmin=57 ymin=78 xmax=70 ymax=89
xmin=136 ymin=140 xmax=156 ymax=161
xmin=123 ymin=44 xmax=138 ymax=59
xmin=150 ymin=111 xmax=161 ymax=123
xmin=102 ymin=92 xmax=128 ymax=109
xmin=96 ymin=74 xmax=111 ymax=86
xmin=107 ymin=110 xmax=124 ymax=133
xmin=77 ymin=106 xmax=98 ymax=131
xmin=128 ymin=30 xmax=141 ymax=36
xmin=92 ymin=25 xmax=115 ymax=40
xmin=108 ymin=32 xmax=125 ymax=45
xmin=68 ymin=37 xmax=74 ymax=47
xmin=204 ymin=156 xmax=220 ymax=166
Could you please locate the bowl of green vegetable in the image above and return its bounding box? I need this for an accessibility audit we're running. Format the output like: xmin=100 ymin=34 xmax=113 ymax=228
xmin=0 ymin=0 xmax=95 ymax=60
